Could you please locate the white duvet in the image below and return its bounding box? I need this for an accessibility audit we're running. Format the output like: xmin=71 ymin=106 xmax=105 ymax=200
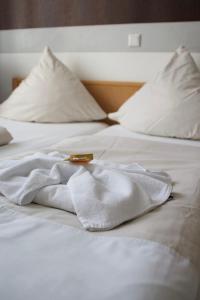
xmin=0 ymin=117 xmax=108 ymax=159
xmin=0 ymin=206 xmax=197 ymax=300
xmin=0 ymin=130 xmax=200 ymax=300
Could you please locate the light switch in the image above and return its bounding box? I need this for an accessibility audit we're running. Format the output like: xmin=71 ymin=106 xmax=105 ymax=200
xmin=128 ymin=33 xmax=141 ymax=47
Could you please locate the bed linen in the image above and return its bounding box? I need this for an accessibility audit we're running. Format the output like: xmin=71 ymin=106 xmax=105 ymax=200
xmin=109 ymin=47 xmax=200 ymax=140
xmin=0 ymin=117 xmax=108 ymax=158
xmin=0 ymin=130 xmax=200 ymax=299
xmin=97 ymin=124 xmax=200 ymax=147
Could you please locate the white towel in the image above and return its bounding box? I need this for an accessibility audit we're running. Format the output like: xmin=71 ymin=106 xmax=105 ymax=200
xmin=0 ymin=152 xmax=172 ymax=231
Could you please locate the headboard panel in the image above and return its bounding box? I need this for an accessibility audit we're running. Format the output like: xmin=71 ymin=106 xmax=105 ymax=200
xmin=12 ymin=78 xmax=144 ymax=113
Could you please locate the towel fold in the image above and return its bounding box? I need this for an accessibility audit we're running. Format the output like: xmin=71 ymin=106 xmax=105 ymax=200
xmin=0 ymin=152 xmax=172 ymax=231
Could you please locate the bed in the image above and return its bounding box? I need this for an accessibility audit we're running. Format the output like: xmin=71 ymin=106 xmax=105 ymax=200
xmin=0 ymin=78 xmax=200 ymax=300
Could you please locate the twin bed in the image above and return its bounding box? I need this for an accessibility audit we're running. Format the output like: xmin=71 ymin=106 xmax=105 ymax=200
xmin=0 ymin=48 xmax=200 ymax=300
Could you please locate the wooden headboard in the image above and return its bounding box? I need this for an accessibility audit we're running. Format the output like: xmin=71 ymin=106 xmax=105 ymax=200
xmin=12 ymin=78 xmax=144 ymax=113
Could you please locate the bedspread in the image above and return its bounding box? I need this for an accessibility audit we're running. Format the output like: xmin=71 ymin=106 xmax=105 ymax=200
xmin=0 ymin=134 xmax=200 ymax=300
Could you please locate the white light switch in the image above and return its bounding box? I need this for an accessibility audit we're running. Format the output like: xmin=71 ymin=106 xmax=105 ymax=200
xmin=128 ymin=33 xmax=141 ymax=47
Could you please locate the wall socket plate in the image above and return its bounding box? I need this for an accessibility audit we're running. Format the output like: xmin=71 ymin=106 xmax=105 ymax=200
xmin=128 ymin=33 xmax=142 ymax=47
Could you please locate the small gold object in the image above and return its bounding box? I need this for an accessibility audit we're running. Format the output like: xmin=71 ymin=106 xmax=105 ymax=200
xmin=64 ymin=153 xmax=93 ymax=163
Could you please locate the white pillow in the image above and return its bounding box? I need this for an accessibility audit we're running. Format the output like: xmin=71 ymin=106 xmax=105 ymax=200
xmin=0 ymin=126 xmax=13 ymax=146
xmin=109 ymin=47 xmax=200 ymax=139
xmin=0 ymin=47 xmax=106 ymax=123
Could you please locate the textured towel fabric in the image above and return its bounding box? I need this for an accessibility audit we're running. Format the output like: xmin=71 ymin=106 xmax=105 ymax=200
xmin=0 ymin=152 xmax=172 ymax=231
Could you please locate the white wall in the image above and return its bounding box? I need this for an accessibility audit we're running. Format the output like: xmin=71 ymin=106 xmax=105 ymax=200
xmin=0 ymin=21 xmax=200 ymax=102
xmin=0 ymin=22 xmax=200 ymax=53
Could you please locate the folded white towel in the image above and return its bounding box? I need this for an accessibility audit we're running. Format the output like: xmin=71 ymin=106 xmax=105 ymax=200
xmin=0 ymin=152 xmax=172 ymax=231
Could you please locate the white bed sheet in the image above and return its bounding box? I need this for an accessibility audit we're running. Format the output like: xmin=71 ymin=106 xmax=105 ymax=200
xmin=0 ymin=124 xmax=200 ymax=299
xmin=0 ymin=117 xmax=108 ymax=158
xmin=0 ymin=132 xmax=200 ymax=300
xmin=97 ymin=124 xmax=200 ymax=147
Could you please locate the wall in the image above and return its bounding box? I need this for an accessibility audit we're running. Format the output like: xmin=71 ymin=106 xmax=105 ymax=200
xmin=0 ymin=22 xmax=200 ymax=53
xmin=0 ymin=22 xmax=200 ymax=102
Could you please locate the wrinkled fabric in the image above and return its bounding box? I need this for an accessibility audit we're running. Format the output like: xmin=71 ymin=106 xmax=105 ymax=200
xmin=0 ymin=152 xmax=172 ymax=231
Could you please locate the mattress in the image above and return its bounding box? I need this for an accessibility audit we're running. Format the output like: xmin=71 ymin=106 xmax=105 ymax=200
xmin=0 ymin=117 xmax=108 ymax=158
xmin=0 ymin=125 xmax=200 ymax=300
